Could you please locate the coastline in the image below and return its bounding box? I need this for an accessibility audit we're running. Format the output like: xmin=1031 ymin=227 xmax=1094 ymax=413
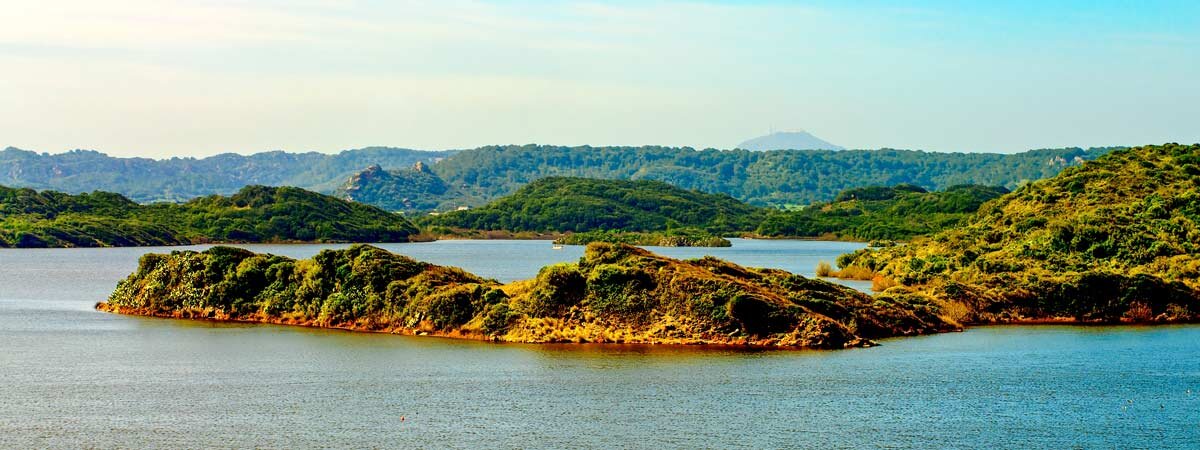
xmin=94 ymin=302 xmax=879 ymax=348
xmin=96 ymin=301 xmax=1196 ymax=349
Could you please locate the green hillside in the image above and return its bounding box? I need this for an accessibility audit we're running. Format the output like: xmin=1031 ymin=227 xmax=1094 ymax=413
xmin=0 ymin=185 xmax=418 ymax=247
xmin=838 ymin=143 xmax=1200 ymax=324
xmin=757 ymin=184 xmax=1010 ymax=241
xmin=338 ymin=163 xmax=469 ymax=213
xmin=432 ymin=145 xmax=1117 ymax=207
xmin=3 ymin=145 xmax=1117 ymax=208
xmin=425 ymin=176 xmax=765 ymax=233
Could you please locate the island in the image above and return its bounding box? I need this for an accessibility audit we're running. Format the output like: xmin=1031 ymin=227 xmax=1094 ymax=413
xmin=97 ymin=243 xmax=956 ymax=348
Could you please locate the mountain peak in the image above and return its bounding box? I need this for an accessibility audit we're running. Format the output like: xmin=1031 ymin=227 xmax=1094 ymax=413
xmin=737 ymin=131 xmax=844 ymax=151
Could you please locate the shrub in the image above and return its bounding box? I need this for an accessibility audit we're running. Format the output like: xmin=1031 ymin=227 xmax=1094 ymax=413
xmin=584 ymin=263 xmax=655 ymax=319
xmin=481 ymin=303 xmax=516 ymax=335
xmin=815 ymin=261 xmax=833 ymax=277
xmin=871 ymin=275 xmax=898 ymax=291
xmin=834 ymin=266 xmax=875 ymax=281
xmin=518 ymin=263 xmax=586 ymax=317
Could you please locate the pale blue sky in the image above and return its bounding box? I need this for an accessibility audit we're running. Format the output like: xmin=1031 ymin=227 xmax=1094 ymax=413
xmin=2 ymin=0 xmax=1197 ymax=156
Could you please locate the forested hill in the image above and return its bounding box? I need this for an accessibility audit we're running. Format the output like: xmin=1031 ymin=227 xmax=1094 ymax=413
xmin=338 ymin=163 xmax=476 ymax=213
xmin=839 ymin=143 xmax=1200 ymax=324
xmin=0 ymin=185 xmax=418 ymax=247
xmin=424 ymin=177 xmax=765 ymax=233
xmin=0 ymin=146 xmax=454 ymax=203
xmin=756 ymin=184 xmax=1010 ymax=241
xmin=432 ymin=145 xmax=1117 ymax=207
xmin=4 ymin=144 xmax=1117 ymax=208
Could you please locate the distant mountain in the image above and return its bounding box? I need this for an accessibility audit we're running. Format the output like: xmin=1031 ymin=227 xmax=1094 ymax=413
xmin=736 ymin=131 xmax=844 ymax=151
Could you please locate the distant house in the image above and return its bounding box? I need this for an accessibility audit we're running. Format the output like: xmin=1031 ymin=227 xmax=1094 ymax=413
xmin=456 ymin=206 xmax=470 ymax=211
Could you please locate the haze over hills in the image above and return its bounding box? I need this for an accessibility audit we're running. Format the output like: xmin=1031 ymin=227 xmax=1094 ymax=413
xmin=737 ymin=131 xmax=844 ymax=151
xmin=0 ymin=146 xmax=453 ymax=203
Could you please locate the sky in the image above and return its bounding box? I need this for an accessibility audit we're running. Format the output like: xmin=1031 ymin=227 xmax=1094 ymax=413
xmin=1 ymin=0 xmax=1198 ymax=157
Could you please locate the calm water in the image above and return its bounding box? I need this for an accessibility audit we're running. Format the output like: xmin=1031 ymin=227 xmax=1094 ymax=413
xmin=1 ymin=240 xmax=1197 ymax=448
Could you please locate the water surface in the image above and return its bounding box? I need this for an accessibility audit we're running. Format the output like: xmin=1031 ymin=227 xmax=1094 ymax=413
xmin=1 ymin=240 xmax=1196 ymax=448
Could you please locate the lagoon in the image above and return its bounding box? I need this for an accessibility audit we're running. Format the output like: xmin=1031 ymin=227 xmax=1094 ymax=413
xmin=0 ymin=240 xmax=1197 ymax=448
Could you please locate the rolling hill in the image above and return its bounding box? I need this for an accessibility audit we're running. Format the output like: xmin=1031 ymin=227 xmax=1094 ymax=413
xmin=424 ymin=176 xmax=765 ymax=233
xmin=838 ymin=143 xmax=1200 ymax=324
xmin=0 ymin=185 xmax=418 ymax=247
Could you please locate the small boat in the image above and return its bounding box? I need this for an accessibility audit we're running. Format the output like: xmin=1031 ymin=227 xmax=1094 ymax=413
xmin=552 ymin=244 xmax=564 ymax=250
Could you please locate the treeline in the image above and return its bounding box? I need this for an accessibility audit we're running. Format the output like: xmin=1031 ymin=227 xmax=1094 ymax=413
xmin=431 ymin=145 xmax=1116 ymax=207
xmin=0 ymin=146 xmax=451 ymax=203
xmin=0 ymin=185 xmax=417 ymax=247
xmin=4 ymin=144 xmax=1117 ymax=208
xmin=758 ymin=184 xmax=1010 ymax=241
xmin=423 ymin=177 xmax=764 ymax=233
xmin=423 ymin=176 xmax=1009 ymax=242
xmin=553 ymin=229 xmax=732 ymax=248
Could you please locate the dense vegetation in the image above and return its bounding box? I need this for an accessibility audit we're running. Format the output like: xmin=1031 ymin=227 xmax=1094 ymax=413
xmin=1 ymin=146 xmax=452 ymax=203
xmin=757 ymin=184 xmax=1010 ymax=241
xmin=553 ymin=229 xmax=732 ymax=247
xmin=0 ymin=186 xmax=188 ymax=247
xmin=99 ymin=243 xmax=955 ymax=348
xmin=6 ymin=144 xmax=1116 ymax=208
xmin=0 ymin=185 xmax=417 ymax=247
xmin=424 ymin=177 xmax=765 ymax=233
xmin=838 ymin=144 xmax=1200 ymax=324
xmin=339 ymin=163 xmax=473 ymax=213
xmin=432 ymin=145 xmax=1117 ymax=207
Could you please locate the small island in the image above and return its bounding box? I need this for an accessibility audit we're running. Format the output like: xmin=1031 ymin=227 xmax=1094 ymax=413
xmin=97 ymin=243 xmax=956 ymax=349
xmin=552 ymin=229 xmax=731 ymax=247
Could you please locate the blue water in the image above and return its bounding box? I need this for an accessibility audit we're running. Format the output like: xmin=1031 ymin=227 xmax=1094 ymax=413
xmin=0 ymin=240 xmax=1196 ymax=448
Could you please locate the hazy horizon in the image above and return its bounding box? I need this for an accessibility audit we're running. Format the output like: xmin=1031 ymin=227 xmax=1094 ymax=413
xmin=1 ymin=138 xmax=1156 ymax=159
xmin=3 ymin=1 xmax=1198 ymax=158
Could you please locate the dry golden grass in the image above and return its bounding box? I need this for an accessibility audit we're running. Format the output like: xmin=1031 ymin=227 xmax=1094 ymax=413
xmin=833 ymin=266 xmax=876 ymax=280
xmin=815 ymin=261 xmax=833 ymax=277
xmin=939 ymin=300 xmax=971 ymax=325
xmin=871 ymin=275 xmax=898 ymax=291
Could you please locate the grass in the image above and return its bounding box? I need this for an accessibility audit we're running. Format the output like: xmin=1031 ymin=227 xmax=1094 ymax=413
xmin=815 ymin=260 xmax=876 ymax=281
xmin=871 ymin=275 xmax=898 ymax=292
